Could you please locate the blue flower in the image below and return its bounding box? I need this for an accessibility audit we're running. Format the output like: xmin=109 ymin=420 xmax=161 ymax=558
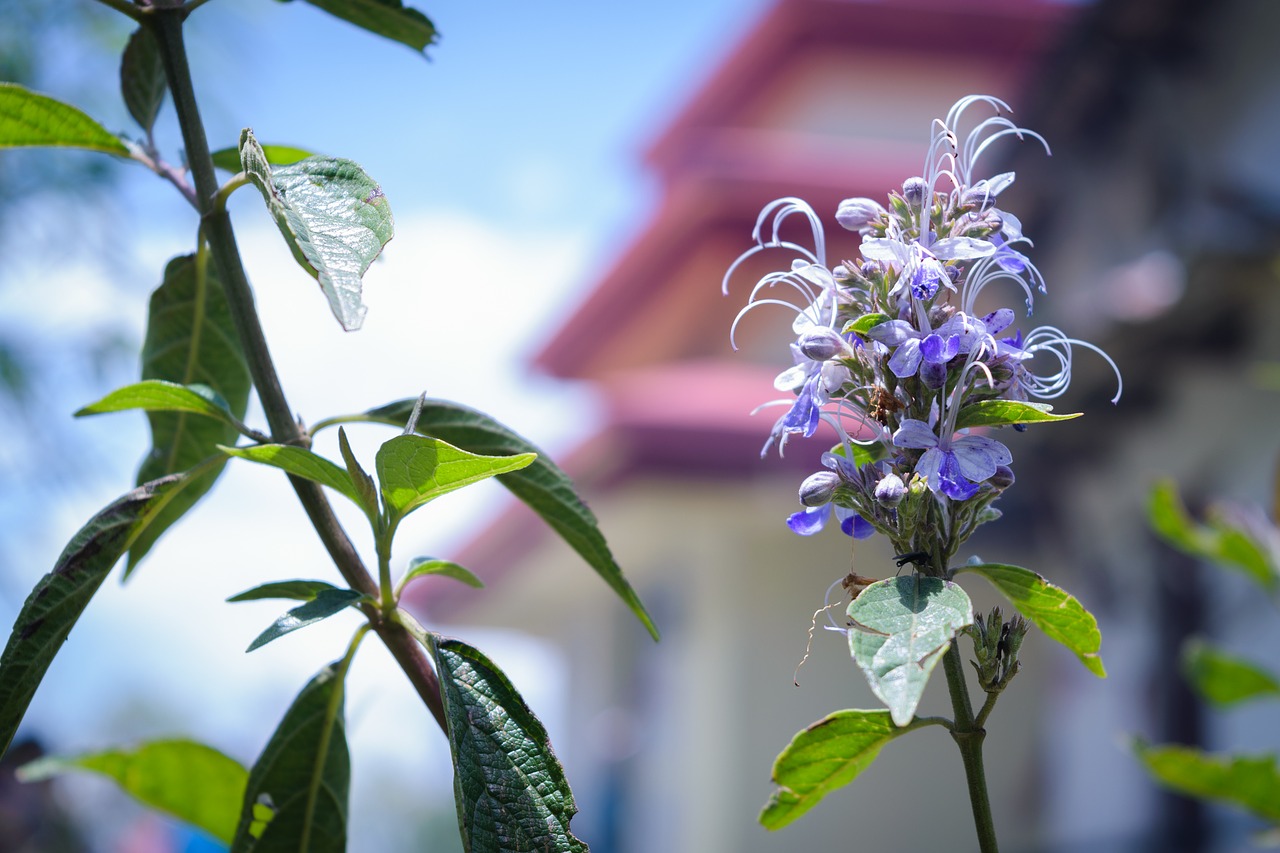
xmin=892 ymin=418 xmax=1012 ymax=501
xmin=787 ymin=503 xmax=874 ymax=538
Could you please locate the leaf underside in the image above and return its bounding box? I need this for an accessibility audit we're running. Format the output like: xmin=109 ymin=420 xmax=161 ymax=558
xmin=290 ymin=0 xmax=438 ymax=54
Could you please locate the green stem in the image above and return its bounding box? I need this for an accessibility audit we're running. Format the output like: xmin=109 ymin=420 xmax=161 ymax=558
xmin=92 ymin=0 xmax=142 ymax=21
xmin=148 ymin=8 xmax=447 ymax=734
xmin=943 ymin=644 xmax=999 ymax=853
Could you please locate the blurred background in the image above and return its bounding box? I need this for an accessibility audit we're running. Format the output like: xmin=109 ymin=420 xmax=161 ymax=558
xmin=3 ymin=0 xmax=1279 ymax=850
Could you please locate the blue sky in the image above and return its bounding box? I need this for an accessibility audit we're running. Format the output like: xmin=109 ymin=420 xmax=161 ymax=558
xmin=1 ymin=1 xmax=769 ymax=849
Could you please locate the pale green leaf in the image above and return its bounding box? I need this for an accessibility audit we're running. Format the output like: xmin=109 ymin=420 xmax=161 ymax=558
xmin=426 ymin=634 xmax=589 ymax=853
xmin=1182 ymin=638 xmax=1280 ymax=706
xmin=957 ymin=562 xmax=1105 ymax=677
xmin=847 ymin=576 xmax=973 ymax=725
xmin=76 ymin=380 xmax=237 ymax=423
xmin=1148 ymin=480 xmax=1278 ymax=591
xmin=761 ymin=709 xmax=906 ymax=830
xmin=0 ymin=82 xmax=130 ymax=155
xmin=842 ymin=312 xmax=892 ymax=337
xmin=953 ymin=400 xmax=1080 ymax=430
xmin=245 ymin=589 xmax=364 ymax=653
xmin=361 ymin=399 xmax=659 ymax=640
xmin=228 ymin=580 xmax=344 ymax=603
xmin=374 ymin=433 xmax=535 ymax=522
xmin=230 ymin=664 xmax=350 ymax=852
xmin=337 ymin=427 xmax=379 ymax=521
xmin=219 ymin=444 xmax=362 ymax=508
xmin=120 ymin=27 xmax=166 ymax=133
xmin=399 ymin=557 xmax=484 ymax=593
xmin=240 ymin=129 xmax=393 ymax=331
xmin=211 ymin=143 xmax=313 ymax=174
xmin=1132 ymin=740 xmax=1280 ymax=824
xmin=19 ymin=739 xmax=246 ymax=844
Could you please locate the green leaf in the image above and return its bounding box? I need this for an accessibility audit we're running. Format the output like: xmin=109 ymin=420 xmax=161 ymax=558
xmin=399 ymin=557 xmax=484 ymax=592
xmin=1148 ymin=480 xmax=1278 ymax=591
xmin=337 ymin=427 xmax=379 ymax=521
xmin=374 ymin=433 xmax=535 ymax=522
xmin=0 ymin=474 xmax=194 ymax=757
xmin=957 ymin=562 xmax=1106 ymax=677
xmin=1181 ymin=638 xmax=1280 ymax=706
xmin=842 ymin=312 xmax=892 ymax=337
xmin=230 ymin=663 xmax=351 ymax=852
xmin=130 ymin=253 xmax=252 ymax=574
xmin=76 ymin=379 xmax=237 ymax=423
xmin=120 ymin=27 xmax=166 ymax=133
xmin=952 ymin=400 xmax=1081 ymax=430
xmin=426 ymin=634 xmax=589 ymax=853
xmin=245 ymin=589 xmax=365 ymax=653
xmin=19 ymin=739 xmax=246 ymax=844
xmin=761 ymin=709 xmax=906 ymax=830
xmin=1132 ymin=740 xmax=1280 ymax=824
xmin=846 ymin=576 xmax=973 ymax=726
xmin=829 ymin=440 xmax=885 ymax=468
xmin=0 ymin=82 xmax=130 ymax=155
xmin=211 ymin=143 xmax=313 ymax=174
xmin=289 ymin=0 xmax=438 ymax=54
xmin=361 ymin=399 xmax=659 ymax=640
xmin=240 ymin=129 xmax=393 ymax=332
xmin=228 ymin=580 xmax=344 ymax=603
xmin=219 ymin=444 xmax=362 ymax=508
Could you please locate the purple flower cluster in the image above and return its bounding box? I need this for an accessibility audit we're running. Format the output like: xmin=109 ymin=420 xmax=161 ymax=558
xmin=724 ymin=96 xmax=1121 ymax=566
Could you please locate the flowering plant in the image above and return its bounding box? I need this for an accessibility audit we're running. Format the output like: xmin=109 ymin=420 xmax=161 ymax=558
xmin=725 ymin=95 xmax=1121 ymax=850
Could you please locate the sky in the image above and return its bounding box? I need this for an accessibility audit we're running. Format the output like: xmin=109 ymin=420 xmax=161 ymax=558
xmin=0 ymin=0 xmax=769 ymax=849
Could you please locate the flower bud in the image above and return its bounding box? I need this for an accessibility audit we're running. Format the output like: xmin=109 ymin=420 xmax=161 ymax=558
xmin=902 ymin=177 xmax=926 ymax=207
xmin=835 ymin=197 xmax=887 ymax=235
xmin=874 ymin=473 xmax=906 ymax=507
xmin=798 ymin=470 xmax=841 ymax=507
xmin=989 ymin=465 xmax=1015 ymax=490
xmin=798 ymin=327 xmax=849 ymax=361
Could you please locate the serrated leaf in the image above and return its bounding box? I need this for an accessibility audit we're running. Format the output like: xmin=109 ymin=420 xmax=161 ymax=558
xmin=361 ymin=399 xmax=659 ymax=640
xmin=230 ymin=663 xmax=350 ymax=852
xmin=0 ymin=82 xmax=130 ymax=155
xmin=1182 ymin=639 xmax=1280 ymax=706
xmin=399 ymin=557 xmax=484 ymax=592
xmin=842 ymin=312 xmax=892 ymax=337
xmin=761 ymin=709 xmax=905 ymax=830
xmin=219 ymin=444 xmax=362 ymax=508
xmin=374 ymin=433 xmax=534 ymax=523
xmin=240 ymin=129 xmax=393 ymax=331
xmin=246 ymin=589 xmax=364 ymax=653
xmin=120 ymin=27 xmax=166 ymax=133
xmin=76 ymin=379 xmax=237 ymax=423
xmin=211 ymin=143 xmax=313 ymax=174
xmin=19 ymin=739 xmax=246 ymax=843
xmin=1148 ymin=481 xmax=1278 ymax=591
xmin=228 ymin=580 xmax=344 ymax=603
xmin=0 ymin=475 xmax=194 ymax=757
xmin=290 ymin=0 xmax=437 ymax=54
xmin=130 ymin=254 xmax=252 ymax=574
xmin=337 ymin=427 xmax=378 ymax=521
xmin=1132 ymin=740 xmax=1280 ymax=824
xmin=953 ymin=400 xmax=1081 ymax=430
xmin=426 ymin=634 xmax=589 ymax=853
xmin=847 ymin=576 xmax=973 ymax=726
xmin=957 ymin=562 xmax=1105 ymax=677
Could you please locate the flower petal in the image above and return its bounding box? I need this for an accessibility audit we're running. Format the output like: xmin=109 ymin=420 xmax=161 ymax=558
xmin=887 ymin=338 xmax=923 ymax=378
xmin=787 ymin=505 xmax=829 ymax=536
xmin=893 ymin=419 xmax=938 ymax=449
xmin=951 ymin=434 xmax=1012 ymax=482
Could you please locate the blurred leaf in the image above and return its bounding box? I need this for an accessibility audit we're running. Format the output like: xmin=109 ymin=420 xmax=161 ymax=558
xmin=1132 ymin=740 xmax=1280 ymax=824
xmin=230 ymin=663 xmax=350 ymax=852
xmin=211 ymin=143 xmax=313 ymax=174
xmin=374 ymin=433 xmax=535 ymax=522
xmin=19 ymin=739 xmax=246 ymax=844
xmin=847 ymin=576 xmax=973 ymax=726
xmin=0 ymin=474 xmax=194 ymax=756
xmin=120 ymin=27 xmax=166 ymax=133
xmin=239 ymin=128 xmax=393 ymax=331
xmin=953 ymin=400 xmax=1080 ymax=430
xmin=1182 ymin=638 xmax=1280 ymax=706
xmin=361 ymin=399 xmax=659 ymax=640
xmin=761 ymin=709 xmax=905 ymax=830
xmin=0 ymin=82 xmax=129 ymax=155
xmin=219 ymin=444 xmax=362 ymax=508
xmin=245 ymin=589 xmax=365 ymax=652
xmin=228 ymin=580 xmax=344 ymax=603
xmin=426 ymin=634 xmax=589 ymax=853
xmin=958 ymin=562 xmax=1105 ymax=677
xmin=399 ymin=557 xmax=484 ymax=593
xmin=76 ymin=379 xmax=237 ymax=423
xmin=129 ymin=254 xmax=252 ymax=574
xmin=1148 ymin=480 xmax=1277 ymax=591
xmin=286 ymin=0 xmax=437 ymax=54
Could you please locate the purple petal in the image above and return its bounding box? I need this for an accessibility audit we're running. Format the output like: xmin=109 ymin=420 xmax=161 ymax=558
xmin=950 ymin=434 xmax=1013 ymax=482
xmin=865 ymin=319 xmax=916 ymax=346
xmin=893 ymin=419 xmax=938 ymax=450
xmin=887 ymin=338 xmax=923 ymax=378
xmin=837 ymin=507 xmax=876 ymax=539
xmin=920 ymin=333 xmax=960 ymax=364
xmin=981 ymin=308 xmax=1015 ymax=336
xmin=787 ymin=505 xmax=829 ymax=536
xmin=919 ymin=360 xmax=947 ymax=389
xmin=782 ymin=381 xmax=822 ymax=438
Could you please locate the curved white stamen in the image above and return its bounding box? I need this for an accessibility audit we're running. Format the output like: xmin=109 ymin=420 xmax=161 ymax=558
xmin=729 ymin=298 xmax=813 ymax=350
xmin=1022 ymin=326 xmax=1123 ymax=403
xmin=752 ymin=197 xmax=828 ymax=268
xmin=722 ymin=240 xmax=821 ymax=295
xmin=823 ymin=577 xmax=850 ymax=634
xmin=961 ymin=251 xmax=1039 ymax=316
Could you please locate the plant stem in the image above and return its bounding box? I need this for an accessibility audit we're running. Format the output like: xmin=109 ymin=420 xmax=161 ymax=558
xmin=943 ymin=643 xmax=1000 ymax=853
xmin=147 ymin=7 xmax=447 ymax=733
